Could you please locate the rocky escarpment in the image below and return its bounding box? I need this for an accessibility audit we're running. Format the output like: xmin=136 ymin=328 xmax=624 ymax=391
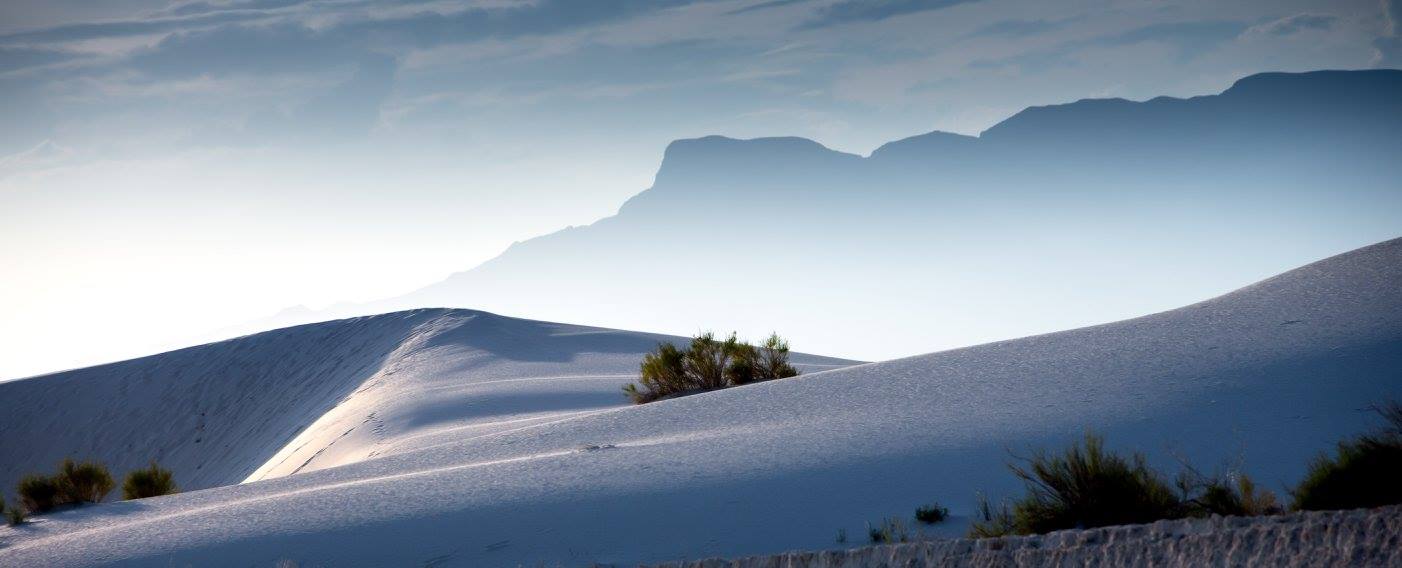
xmin=650 ymin=506 xmax=1402 ymax=568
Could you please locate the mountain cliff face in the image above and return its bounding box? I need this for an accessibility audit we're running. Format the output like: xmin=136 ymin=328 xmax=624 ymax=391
xmin=382 ymin=70 xmax=1402 ymax=362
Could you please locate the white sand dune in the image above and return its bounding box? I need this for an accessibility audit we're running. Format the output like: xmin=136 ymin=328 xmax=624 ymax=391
xmin=0 ymin=311 xmax=855 ymax=500
xmin=1 ymin=238 xmax=1399 ymax=567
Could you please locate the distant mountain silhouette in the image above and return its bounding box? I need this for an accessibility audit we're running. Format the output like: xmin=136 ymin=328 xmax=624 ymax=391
xmin=301 ymin=70 xmax=1402 ymax=360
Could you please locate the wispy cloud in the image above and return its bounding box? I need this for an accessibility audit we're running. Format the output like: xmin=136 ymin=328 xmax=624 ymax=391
xmin=967 ymin=17 xmax=1069 ymax=39
xmin=726 ymin=0 xmax=813 ymax=17
xmin=1244 ymin=13 xmax=1337 ymax=37
xmin=800 ymin=0 xmax=980 ymax=30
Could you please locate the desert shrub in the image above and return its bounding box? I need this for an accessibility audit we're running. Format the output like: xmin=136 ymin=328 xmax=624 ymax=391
xmin=914 ymin=502 xmax=949 ymax=524
xmin=624 ymin=331 xmax=801 ymax=403
xmin=866 ymin=517 xmax=909 ymax=543
xmin=1179 ymin=470 xmax=1280 ymax=517
xmin=724 ymin=338 xmax=759 ymax=386
xmin=684 ymin=332 xmax=731 ymax=391
xmin=18 ymin=474 xmax=61 ymax=513
xmin=123 ymin=462 xmax=178 ymax=500
xmin=968 ymin=493 xmax=1016 ymax=538
xmin=1292 ymin=402 xmax=1402 ymax=511
xmin=624 ymin=342 xmax=689 ymax=403
xmin=1003 ymin=433 xmax=1182 ymax=534
xmin=4 ymin=499 xmax=24 ymax=526
xmin=56 ymin=458 xmax=114 ymax=504
xmin=756 ymin=333 xmax=798 ymax=381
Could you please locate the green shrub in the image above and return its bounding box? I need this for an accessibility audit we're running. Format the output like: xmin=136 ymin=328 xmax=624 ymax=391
xmin=724 ymin=338 xmax=759 ymax=386
xmin=756 ymin=333 xmax=798 ymax=381
xmin=866 ymin=517 xmax=909 ymax=543
xmin=1004 ymin=433 xmax=1182 ymax=534
xmin=123 ymin=462 xmax=178 ymax=500
xmin=18 ymin=474 xmax=61 ymax=513
xmin=968 ymin=493 xmax=1016 ymax=538
xmin=624 ymin=342 xmax=688 ymax=403
xmin=1292 ymin=402 xmax=1402 ymax=511
xmin=623 ymin=331 xmax=801 ymax=404
xmin=684 ymin=332 xmax=730 ymax=391
xmin=914 ymin=502 xmax=949 ymax=524
xmin=56 ymin=458 xmax=114 ymax=504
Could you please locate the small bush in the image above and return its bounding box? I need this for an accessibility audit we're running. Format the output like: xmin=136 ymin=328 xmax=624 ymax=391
xmin=1292 ymin=402 xmax=1402 ymax=511
xmin=1004 ymin=433 xmax=1182 ymax=534
xmin=756 ymin=333 xmax=798 ymax=381
xmin=123 ymin=462 xmax=178 ymax=500
xmin=866 ymin=517 xmax=909 ymax=543
xmin=5 ymin=503 xmax=24 ymax=526
xmin=968 ymin=493 xmax=1016 ymax=538
xmin=914 ymin=502 xmax=949 ymax=524
xmin=18 ymin=474 xmax=61 ymax=513
xmin=56 ymin=459 xmax=114 ymax=504
xmin=624 ymin=331 xmax=801 ymax=403
xmin=1180 ymin=470 xmax=1281 ymax=517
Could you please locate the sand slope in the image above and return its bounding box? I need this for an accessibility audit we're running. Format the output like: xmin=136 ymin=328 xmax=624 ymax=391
xmin=1 ymin=238 xmax=1399 ymax=567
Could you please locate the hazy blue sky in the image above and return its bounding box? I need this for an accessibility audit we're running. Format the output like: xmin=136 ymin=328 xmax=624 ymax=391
xmin=1 ymin=0 xmax=1399 ymax=379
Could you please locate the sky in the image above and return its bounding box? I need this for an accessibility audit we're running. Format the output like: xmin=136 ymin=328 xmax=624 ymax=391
xmin=1 ymin=0 xmax=1399 ymax=380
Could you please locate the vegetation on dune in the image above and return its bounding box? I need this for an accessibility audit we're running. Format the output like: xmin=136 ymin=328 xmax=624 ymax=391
xmin=624 ymin=331 xmax=799 ymax=404
xmin=3 ymin=494 xmax=24 ymax=526
xmin=914 ymin=502 xmax=949 ymax=524
xmin=1003 ymin=433 xmax=1183 ymax=535
xmin=56 ymin=458 xmax=115 ymax=504
xmin=123 ymin=461 xmax=179 ymax=500
xmin=966 ymin=433 xmax=1286 ymax=538
xmin=15 ymin=457 xmax=147 ymax=515
xmin=1292 ymin=401 xmax=1402 ymax=511
xmin=17 ymin=474 xmax=61 ymax=514
xmin=866 ymin=517 xmax=910 ymax=543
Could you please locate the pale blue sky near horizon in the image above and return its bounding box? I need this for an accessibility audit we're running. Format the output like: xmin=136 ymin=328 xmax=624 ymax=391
xmin=2 ymin=0 xmax=1400 ymax=379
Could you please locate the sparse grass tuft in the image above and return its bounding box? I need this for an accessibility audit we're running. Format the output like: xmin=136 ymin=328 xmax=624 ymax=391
xmin=4 ymin=503 xmax=25 ymax=526
xmin=866 ymin=517 xmax=909 ymax=543
xmin=1179 ymin=469 xmax=1281 ymax=517
xmin=123 ymin=461 xmax=178 ymax=500
xmin=968 ymin=493 xmax=1016 ymax=538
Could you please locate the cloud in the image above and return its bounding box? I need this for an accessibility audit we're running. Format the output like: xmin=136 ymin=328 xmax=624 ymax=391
xmin=800 ymin=0 xmax=979 ymax=30
xmin=968 ymin=18 xmax=1067 ymax=38
xmin=1244 ymin=13 xmax=1337 ymax=37
xmin=726 ymin=0 xmax=813 ymax=16
xmin=0 ymin=46 xmax=83 ymax=74
xmin=1081 ymin=20 xmax=1247 ymax=60
xmin=1377 ymin=0 xmax=1402 ymax=67
xmin=0 ymin=10 xmax=275 ymax=44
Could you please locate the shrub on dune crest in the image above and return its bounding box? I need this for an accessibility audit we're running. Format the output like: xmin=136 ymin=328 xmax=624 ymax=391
xmin=123 ymin=461 xmax=178 ymax=500
xmin=623 ymin=331 xmax=801 ymax=404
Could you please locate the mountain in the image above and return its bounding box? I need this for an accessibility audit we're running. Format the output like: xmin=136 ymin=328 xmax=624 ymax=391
xmin=0 ymin=310 xmax=856 ymax=498
xmin=3 ymin=237 xmax=1399 ymax=567
xmin=319 ymin=69 xmax=1402 ymax=363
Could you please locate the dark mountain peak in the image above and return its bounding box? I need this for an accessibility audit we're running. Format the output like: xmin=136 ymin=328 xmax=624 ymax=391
xmin=656 ymin=135 xmax=855 ymax=176
xmin=1222 ymin=68 xmax=1402 ymax=99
